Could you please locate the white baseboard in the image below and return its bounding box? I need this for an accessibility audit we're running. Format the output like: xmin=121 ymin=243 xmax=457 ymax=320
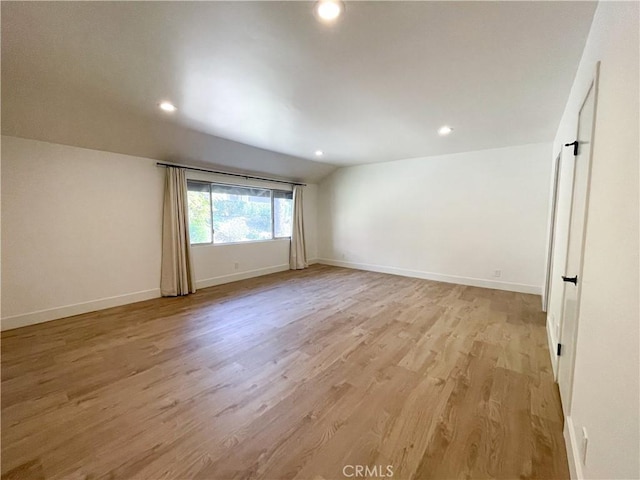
xmin=1 ymin=262 xmax=316 ymax=332
xmin=547 ymin=316 xmax=559 ymax=379
xmin=1 ymin=288 xmax=161 ymax=331
xmin=317 ymin=258 xmax=542 ymax=295
xmin=565 ymin=416 xmax=584 ymax=479
xmin=196 ymin=264 xmax=290 ymax=289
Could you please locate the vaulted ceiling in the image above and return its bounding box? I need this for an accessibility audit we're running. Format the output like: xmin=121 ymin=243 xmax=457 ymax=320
xmin=2 ymin=1 xmax=596 ymax=182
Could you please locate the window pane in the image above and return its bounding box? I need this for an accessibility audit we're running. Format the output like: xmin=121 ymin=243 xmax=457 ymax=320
xmin=274 ymin=191 xmax=293 ymax=238
xmin=187 ymin=182 xmax=212 ymax=244
xmin=211 ymin=185 xmax=272 ymax=243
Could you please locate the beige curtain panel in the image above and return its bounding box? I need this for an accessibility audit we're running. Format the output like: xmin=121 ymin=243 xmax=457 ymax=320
xmin=290 ymin=185 xmax=308 ymax=270
xmin=160 ymin=167 xmax=197 ymax=296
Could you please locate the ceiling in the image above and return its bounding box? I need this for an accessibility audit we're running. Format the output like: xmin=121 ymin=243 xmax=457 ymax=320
xmin=2 ymin=1 xmax=596 ymax=175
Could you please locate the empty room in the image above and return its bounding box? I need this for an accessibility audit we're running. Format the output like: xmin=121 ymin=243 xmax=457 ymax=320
xmin=1 ymin=1 xmax=638 ymax=479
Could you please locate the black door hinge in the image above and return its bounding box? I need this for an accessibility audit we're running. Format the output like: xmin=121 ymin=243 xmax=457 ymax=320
xmin=565 ymin=140 xmax=579 ymax=156
xmin=557 ymin=343 xmax=563 ymax=356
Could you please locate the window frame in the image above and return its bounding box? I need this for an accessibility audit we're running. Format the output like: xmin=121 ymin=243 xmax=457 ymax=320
xmin=186 ymin=180 xmax=293 ymax=246
xmin=186 ymin=180 xmax=214 ymax=245
xmin=272 ymin=189 xmax=294 ymax=240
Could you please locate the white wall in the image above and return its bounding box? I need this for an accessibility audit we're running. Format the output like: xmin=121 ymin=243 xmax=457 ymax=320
xmin=1 ymin=136 xmax=318 ymax=330
xmin=1 ymin=136 xmax=165 ymax=329
xmin=545 ymin=2 xmax=640 ymax=479
xmin=317 ymin=143 xmax=552 ymax=294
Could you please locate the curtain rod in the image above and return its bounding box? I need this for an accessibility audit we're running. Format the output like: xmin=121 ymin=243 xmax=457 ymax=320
xmin=156 ymin=161 xmax=306 ymax=186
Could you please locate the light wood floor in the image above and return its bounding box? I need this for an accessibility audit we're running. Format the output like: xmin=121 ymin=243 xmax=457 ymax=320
xmin=1 ymin=265 xmax=568 ymax=480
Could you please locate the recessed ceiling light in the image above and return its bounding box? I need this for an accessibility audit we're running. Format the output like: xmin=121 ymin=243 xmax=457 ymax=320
xmin=315 ymin=150 xmax=324 ymax=157
xmin=438 ymin=125 xmax=453 ymax=136
xmin=314 ymin=0 xmax=344 ymax=22
xmin=159 ymin=101 xmax=177 ymax=112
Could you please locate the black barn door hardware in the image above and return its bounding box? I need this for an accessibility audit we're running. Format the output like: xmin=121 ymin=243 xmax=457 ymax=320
xmin=565 ymin=140 xmax=579 ymax=156
xmin=562 ymin=275 xmax=578 ymax=285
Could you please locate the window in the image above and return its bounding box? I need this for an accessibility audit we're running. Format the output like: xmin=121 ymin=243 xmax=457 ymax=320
xmin=187 ymin=181 xmax=294 ymax=245
xmin=187 ymin=182 xmax=213 ymax=244
xmin=211 ymin=185 xmax=271 ymax=243
xmin=273 ymin=190 xmax=293 ymax=238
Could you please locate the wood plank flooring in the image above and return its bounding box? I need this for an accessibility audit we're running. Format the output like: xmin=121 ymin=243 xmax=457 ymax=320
xmin=1 ymin=265 xmax=568 ymax=479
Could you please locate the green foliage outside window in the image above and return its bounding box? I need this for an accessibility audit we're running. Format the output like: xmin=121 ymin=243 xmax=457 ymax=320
xmin=187 ymin=181 xmax=293 ymax=245
xmin=212 ymin=194 xmax=272 ymax=243
xmin=188 ymin=189 xmax=212 ymax=244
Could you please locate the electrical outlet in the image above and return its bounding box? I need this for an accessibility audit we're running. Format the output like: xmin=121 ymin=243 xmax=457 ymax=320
xmin=493 ymin=270 xmax=502 ymax=278
xmin=581 ymin=427 xmax=589 ymax=465
xmin=234 ymin=262 xmax=239 ymax=270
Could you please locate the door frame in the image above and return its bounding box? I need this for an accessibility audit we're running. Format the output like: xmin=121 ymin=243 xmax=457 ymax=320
xmin=557 ymin=62 xmax=600 ymax=414
xmin=543 ymin=151 xmax=562 ymax=312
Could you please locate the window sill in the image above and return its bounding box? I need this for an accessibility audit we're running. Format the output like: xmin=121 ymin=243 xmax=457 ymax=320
xmin=191 ymin=237 xmax=290 ymax=247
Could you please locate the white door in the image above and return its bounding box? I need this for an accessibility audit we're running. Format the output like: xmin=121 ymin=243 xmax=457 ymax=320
xmin=557 ymin=67 xmax=599 ymax=414
xmin=543 ymin=153 xmax=562 ymax=312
